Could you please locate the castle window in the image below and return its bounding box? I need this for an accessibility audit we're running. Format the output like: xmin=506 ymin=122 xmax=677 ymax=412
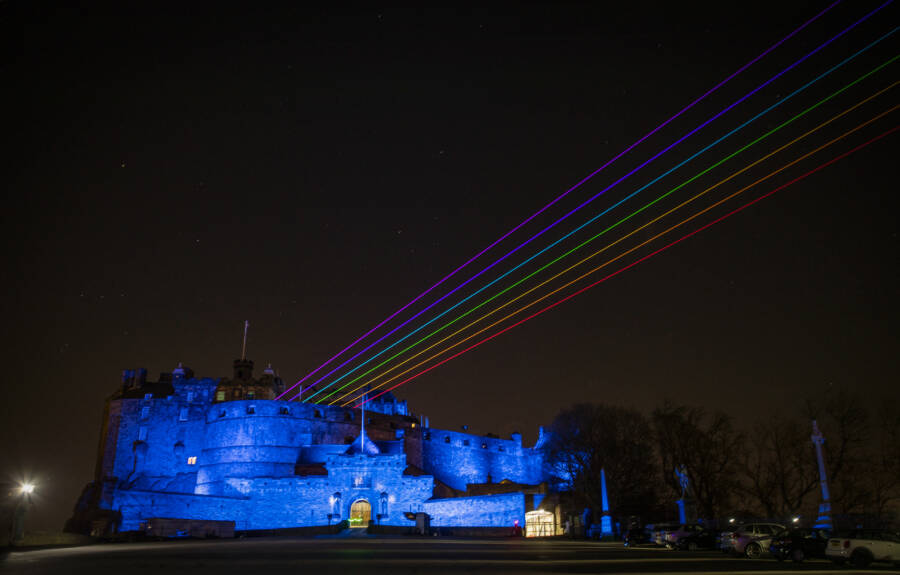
xmin=330 ymin=493 xmax=341 ymax=516
xmin=463 ymin=440 xmax=470 ymax=446
xmin=216 ymin=391 xmax=225 ymax=401
xmin=179 ymin=407 xmax=188 ymax=421
xmin=498 ymin=446 xmax=505 ymax=452
xmin=232 ymin=389 xmax=242 ymax=399
xmin=424 ymin=433 xmax=431 ymax=441
xmin=247 ymin=405 xmax=255 ymax=414
xmin=186 ymin=391 xmax=194 ymax=402
xmin=279 ymin=407 xmax=290 ymax=415
xmin=247 ymin=391 xmax=255 ymax=400
xmin=138 ymin=427 xmax=148 ymax=441
xmin=219 ymin=410 xmax=226 ymax=418
xmin=140 ymin=406 xmax=150 ymax=420
xmin=344 ymin=412 xmax=353 ymax=421
xmin=314 ymin=410 xmax=322 ymax=418
xmin=187 ymin=456 xmax=197 ymax=465
xmin=444 ymin=436 xmax=450 ymax=444
xmin=144 ymin=393 xmax=152 ymax=400
xmin=481 ymin=443 xmax=487 ymax=449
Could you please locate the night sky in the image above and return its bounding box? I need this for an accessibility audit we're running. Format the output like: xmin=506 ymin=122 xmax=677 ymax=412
xmin=3 ymin=1 xmax=897 ymax=530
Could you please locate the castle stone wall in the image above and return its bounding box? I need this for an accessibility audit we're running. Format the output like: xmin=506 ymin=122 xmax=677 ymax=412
xmin=197 ymin=400 xmax=302 ymax=494
xmin=113 ymin=489 xmax=250 ymax=531
xmin=421 ymin=429 xmax=543 ymax=490
xmin=424 ymin=492 xmax=525 ymax=527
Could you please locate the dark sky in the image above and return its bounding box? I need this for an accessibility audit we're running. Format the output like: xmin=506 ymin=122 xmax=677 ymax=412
xmin=3 ymin=1 xmax=897 ymax=530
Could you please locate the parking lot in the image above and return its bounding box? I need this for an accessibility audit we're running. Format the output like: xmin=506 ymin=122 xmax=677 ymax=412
xmin=4 ymin=537 xmax=900 ymax=574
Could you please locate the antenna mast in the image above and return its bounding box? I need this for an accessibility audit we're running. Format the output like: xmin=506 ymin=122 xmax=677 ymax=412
xmin=360 ymin=391 xmax=366 ymax=453
xmin=241 ymin=320 xmax=249 ymax=360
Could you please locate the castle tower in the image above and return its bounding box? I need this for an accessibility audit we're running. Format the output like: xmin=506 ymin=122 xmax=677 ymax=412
xmin=232 ymin=358 xmax=254 ymax=381
xmin=212 ymin=322 xmax=284 ymax=401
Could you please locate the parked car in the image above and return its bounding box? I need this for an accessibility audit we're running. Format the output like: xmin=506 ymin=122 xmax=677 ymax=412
xmin=768 ymin=528 xmax=831 ymax=562
xmin=623 ymin=527 xmax=652 ymax=547
xmin=650 ymin=523 xmax=680 ymax=546
xmin=675 ymin=528 xmax=718 ymax=551
xmin=826 ymin=529 xmax=900 ymax=568
xmin=663 ymin=524 xmax=705 ymax=548
xmin=727 ymin=522 xmax=785 ymax=558
xmin=718 ymin=526 xmax=739 ymax=553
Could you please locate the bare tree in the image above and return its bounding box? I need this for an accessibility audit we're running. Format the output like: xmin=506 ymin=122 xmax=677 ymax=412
xmin=868 ymin=401 xmax=900 ymax=522
xmin=544 ymin=403 xmax=660 ymax=520
xmin=652 ymin=402 xmax=742 ymax=520
xmin=739 ymin=414 xmax=819 ymax=518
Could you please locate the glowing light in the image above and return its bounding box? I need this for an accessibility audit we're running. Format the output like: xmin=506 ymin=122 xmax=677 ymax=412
xmin=314 ymin=26 xmax=898 ymax=405
xmin=729 ymin=518 xmax=735 ymax=524
xmin=326 ymin=69 xmax=898 ymax=405
xmin=353 ymin=125 xmax=899 ymax=407
xmin=601 ymin=515 xmax=614 ymax=536
xmin=274 ymin=1 xmax=844 ymax=401
xmin=20 ymin=483 xmax=35 ymax=495
xmin=793 ymin=517 xmax=800 ymax=523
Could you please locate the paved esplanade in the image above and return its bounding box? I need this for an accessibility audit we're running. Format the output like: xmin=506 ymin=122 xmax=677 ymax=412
xmin=5 ymin=538 xmax=900 ymax=574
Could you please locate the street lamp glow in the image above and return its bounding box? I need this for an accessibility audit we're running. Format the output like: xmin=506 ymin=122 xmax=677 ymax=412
xmin=792 ymin=516 xmax=800 ymax=523
xmin=728 ymin=518 xmax=735 ymax=524
xmin=20 ymin=483 xmax=35 ymax=494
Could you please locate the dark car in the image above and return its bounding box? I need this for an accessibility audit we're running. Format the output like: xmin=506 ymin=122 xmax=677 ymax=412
xmin=769 ymin=528 xmax=831 ymax=562
xmin=623 ymin=527 xmax=652 ymax=547
xmin=675 ymin=529 xmax=718 ymax=551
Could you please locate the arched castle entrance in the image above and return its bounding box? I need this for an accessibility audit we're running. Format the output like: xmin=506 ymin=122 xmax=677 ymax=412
xmin=349 ymin=499 xmax=371 ymax=528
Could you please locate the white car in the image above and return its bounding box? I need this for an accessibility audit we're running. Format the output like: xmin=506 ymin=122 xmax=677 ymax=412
xmin=826 ymin=529 xmax=900 ymax=568
xmin=726 ymin=522 xmax=785 ymax=558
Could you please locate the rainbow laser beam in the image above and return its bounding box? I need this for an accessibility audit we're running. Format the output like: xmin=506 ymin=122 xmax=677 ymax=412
xmin=326 ymin=84 xmax=898 ymax=405
xmin=308 ymin=43 xmax=899 ymax=404
xmin=296 ymin=12 xmax=896 ymax=403
xmin=275 ymin=1 xmax=846 ymax=401
xmin=294 ymin=12 xmax=897 ymax=403
xmin=342 ymin=108 xmax=897 ymax=405
xmin=348 ymin=120 xmax=899 ymax=407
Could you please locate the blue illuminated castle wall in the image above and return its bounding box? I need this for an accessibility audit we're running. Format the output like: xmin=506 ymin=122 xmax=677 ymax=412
xmin=80 ymin=359 xmax=549 ymax=532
